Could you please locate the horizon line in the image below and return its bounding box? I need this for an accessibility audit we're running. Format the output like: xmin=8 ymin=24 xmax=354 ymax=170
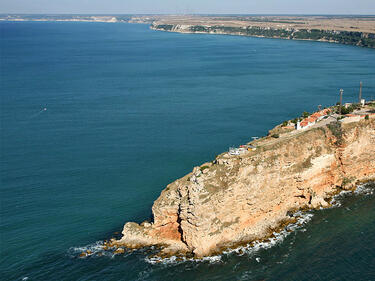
xmin=1 ymin=13 xmax=375 ymax=16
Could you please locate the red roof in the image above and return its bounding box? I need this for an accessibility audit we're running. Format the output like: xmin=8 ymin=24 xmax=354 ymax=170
xmin=299 ymin=108 xmax=331 ymax=128
xmin=311 ymin=112 xmax=322 ymax=118
xmin=307 ymin=117 xmax=316 ymax=123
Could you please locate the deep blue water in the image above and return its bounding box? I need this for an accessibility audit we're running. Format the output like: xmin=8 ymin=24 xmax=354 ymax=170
xmin=1 ymin=21 xmax=374 ymax=281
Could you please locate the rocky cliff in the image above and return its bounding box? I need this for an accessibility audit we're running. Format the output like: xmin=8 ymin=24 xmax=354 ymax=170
xmin=116 ymin=119 xmax=375 ymax=257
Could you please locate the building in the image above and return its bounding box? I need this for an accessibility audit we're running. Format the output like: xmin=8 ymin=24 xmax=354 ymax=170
xmin=229 ymin=147 xmax=240 ymax=155
xmin=296 ymin=108 xmax=331 ymax=130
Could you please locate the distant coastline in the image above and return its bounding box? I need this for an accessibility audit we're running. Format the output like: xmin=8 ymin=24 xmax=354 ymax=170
xmin=144 ymin=15 xmax=375 ymax=49
xmin=0 ymin=15 xmax=129 ymax=23
xmin=1 ymin=14 xmax=375 ymax=48
xmin=151 ymin=23 xmax=375 ymax=49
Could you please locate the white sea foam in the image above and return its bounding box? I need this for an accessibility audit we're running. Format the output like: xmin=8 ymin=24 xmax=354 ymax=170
xmin=145 ymin=253 xmax=222 ymax=265
xmin=69 ymin=240 xmax=122 ymax=259
xmin=330 ymin=190 xmax=352 ymax=207
xmin=330 ymin=182 xmax=374 ymax=207
xmin=71 ymin=241 xmax=105 ymax=254
xmin=354 ymin=183 xmax=374 ymax=195
xmin=221 ymin=212 xmax=314 ymax=258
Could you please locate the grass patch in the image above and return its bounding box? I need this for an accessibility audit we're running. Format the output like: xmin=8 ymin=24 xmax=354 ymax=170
xmin=200 ymin=165 xmax=210 ymax=172
xmin=293 ymin=156 xmax=313 ymax=172
xmin=301 ymin=156 xmax=313 ymax=169
xmin=327 ymin=121 xmax=344 ymax=145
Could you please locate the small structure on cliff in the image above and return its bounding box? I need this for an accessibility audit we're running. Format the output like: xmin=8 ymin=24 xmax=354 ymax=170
xmin=229 ymin=146 xmax=247 ymax=155
xmin=296 ymin=108 xmax=331 ymax=130
xmin=229 ymin=147 xmax=240 ymax=155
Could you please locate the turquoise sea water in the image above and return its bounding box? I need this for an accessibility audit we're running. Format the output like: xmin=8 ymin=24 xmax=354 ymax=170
xmin=1 ymin=21 xmax=374 ymax=281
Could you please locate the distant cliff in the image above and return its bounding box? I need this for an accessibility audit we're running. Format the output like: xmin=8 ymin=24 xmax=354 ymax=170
xmin=151 ymin=24 xmax=375 ymax=48
xmin=116 ymin=118 xmax=375 ymax=257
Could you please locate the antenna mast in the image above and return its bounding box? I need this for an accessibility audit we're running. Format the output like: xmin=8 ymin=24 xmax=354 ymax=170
xmin=339 ymin=89 xmax=344 ymax=115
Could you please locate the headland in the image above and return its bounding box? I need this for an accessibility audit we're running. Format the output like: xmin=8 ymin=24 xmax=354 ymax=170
xmin=109 ymin=102 xmax=375 ymax=258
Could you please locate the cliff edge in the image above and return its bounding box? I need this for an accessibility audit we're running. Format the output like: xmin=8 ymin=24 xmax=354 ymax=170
xmin=116 ymin=118 xmax=375 ymax=257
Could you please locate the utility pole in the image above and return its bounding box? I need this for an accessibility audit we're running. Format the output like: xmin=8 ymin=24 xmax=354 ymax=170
xmin=358 ymin=81 xmax=363 ymax=104
xmin=339 ymin=89 xmax=344 ymax=115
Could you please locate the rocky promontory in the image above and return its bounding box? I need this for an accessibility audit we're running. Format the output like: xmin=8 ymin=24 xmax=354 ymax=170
xmin=116 ymin=116 xmax=375 ymax=257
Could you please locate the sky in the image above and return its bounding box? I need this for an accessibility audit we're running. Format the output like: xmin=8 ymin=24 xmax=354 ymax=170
xmin=1 ymin=0 xmax=375 ymax=15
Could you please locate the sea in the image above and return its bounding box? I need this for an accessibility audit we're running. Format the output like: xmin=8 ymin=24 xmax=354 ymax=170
xmin=1 ymin=21 xmax=374 ymax=281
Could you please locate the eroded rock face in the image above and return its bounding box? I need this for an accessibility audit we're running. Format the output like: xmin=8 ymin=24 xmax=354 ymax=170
xmin=116 ymin=120 xmax=375 ymax=257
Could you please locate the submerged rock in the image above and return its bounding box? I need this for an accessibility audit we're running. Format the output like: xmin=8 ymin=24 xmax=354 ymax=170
xmin=79 ymin=252 xmax=87 ymax=258
xmin=114 ymin=248 xmax=125 ymax=254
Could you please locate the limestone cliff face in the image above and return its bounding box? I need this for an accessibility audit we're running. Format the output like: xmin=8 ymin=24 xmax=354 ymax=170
xmin=117 ymin=119 xmax=375 ymax=257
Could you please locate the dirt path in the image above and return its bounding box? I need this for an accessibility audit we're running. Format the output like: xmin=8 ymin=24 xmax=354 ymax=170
xmin=252 ymin=116 xmax=338 ymax=149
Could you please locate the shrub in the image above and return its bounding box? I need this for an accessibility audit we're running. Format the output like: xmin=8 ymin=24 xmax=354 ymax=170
xmin=302 ymin=111 xmax=310 ymax=118
xmin=282 ymin=121 xmax=288 ymax=127
xmin=342 ymin=177 xmax=355 ymax=188
xmin=200 ymin=165 xmax=210 ymax=172
xmin=336 ymin=106 xmax=351 ymax=115
xmin=365 ymin=114 xmax=369 ymax=120
xmin=342 ymin=177 xmax=351 ymax=186
xmin=352 ymin=103 xmax=361 ymax=110
xmin=271 ymin=134 xmax=280 ymax=138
